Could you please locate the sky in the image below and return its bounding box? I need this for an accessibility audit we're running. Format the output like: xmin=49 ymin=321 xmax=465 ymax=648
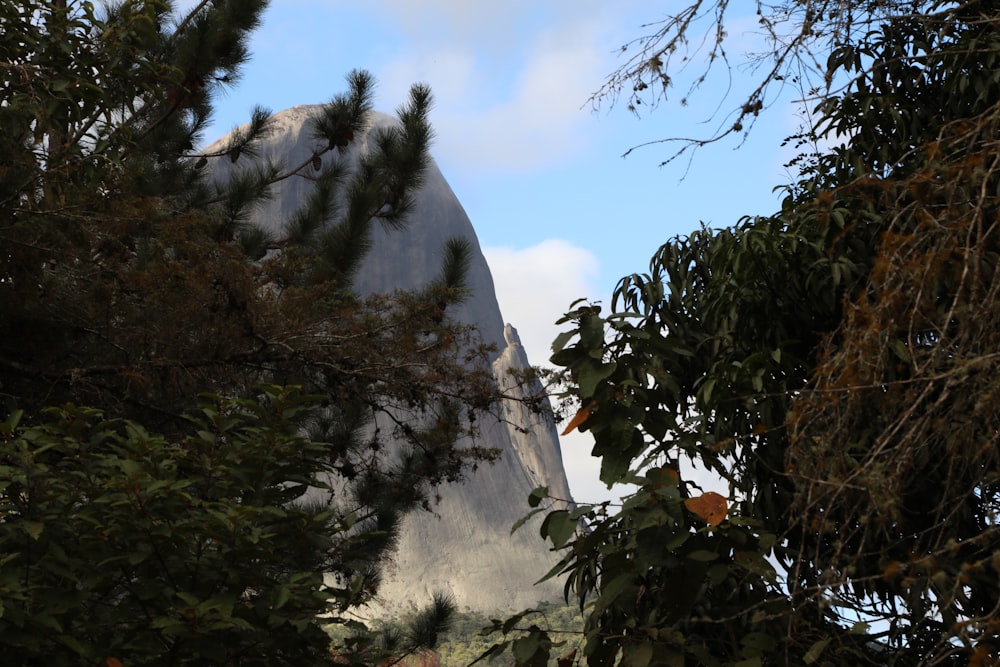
xmin=188 ymin=1 xmax=808 ymax=505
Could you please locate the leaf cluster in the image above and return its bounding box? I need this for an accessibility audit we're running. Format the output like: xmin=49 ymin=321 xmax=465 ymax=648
xmin=0 ymin=1 xmax=512 ymax=663
xmin=0 ymin=387 xmax=339 ymax=664
xmin=498 ymin=2 xmax=1000 ymax=665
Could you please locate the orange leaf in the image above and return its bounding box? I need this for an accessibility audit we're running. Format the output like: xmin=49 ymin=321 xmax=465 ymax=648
xmin=684 ymin=492 xmax=728 ymax=526
xmin=107 ymin=659 xmax=124 ymax=667
xmin=561 ymin=400 xmax=596 ymax=436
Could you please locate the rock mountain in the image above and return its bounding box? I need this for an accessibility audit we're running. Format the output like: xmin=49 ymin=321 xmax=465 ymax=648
xmin=208 ymin=106 xmax=574 ymax=613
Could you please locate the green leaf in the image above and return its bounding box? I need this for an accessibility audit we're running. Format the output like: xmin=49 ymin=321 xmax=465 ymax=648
xmin=511 ymin=633 xmax=540 ymax=663
xmin=150 ymin=615 xmax=186 ymax=632
xmin=117 ymin=458 xmax=142 ymax=475
xmin=687 ymin=643 xmax=721 ymax=667
xmin=803 ymin=638 xmax=830 ymax=664
xmin=888 ymin=338 xmax=910 ymax=362
xmin=740 ymin=631 xmax=775 ymax=654
xmin=577 ymin=361 xmax=615 ymax=398
xmin=511 ymin=508 xmax=545 ymax=535
xmin=471 ymin=641 xmax=510 ymax=665
xmin=698 ymin=376 xmax=717 ymax=407
xmin=527 ymin=486 xmax=549 ymax=508
xmin=539 ymin=510 xmax=576 ymax=548
xmin=223 ymin=616 xmax=255 ymax=631
xmin=551 ymin=330 xmax=577 ymax=354
xmin=502 ymin=610 xmax=532 ymax=634
xmin=511 ymin=627 xmax=550 ymax=667
xmin=594 ymin=573 xmax=635 ymax=613
xmin=23 ymin=521 xmax=44 ymax=541
xmin=622 ymin=641 xmax=653 ymax=667
xmin=757 ymin=532 xmax=776 ymax=551
xmin=32 ymin=613 xmax=63 ymax=632
xmin=664 ymin=531 xmax=689 ymax=550
xmin=707 ymin=563 xmax=729 ymax=585
xmin=549 ymin=348 xmax=579 ymax=368
xmin=273 ymin=586 xmax=290 ymax=610
xmin=0 ymin=409 xmax=23 ymax=436
xmin=534 ymin=555 xmax=571 ymax=585
xmin=175 ymin=591 xmax=200 ymax=607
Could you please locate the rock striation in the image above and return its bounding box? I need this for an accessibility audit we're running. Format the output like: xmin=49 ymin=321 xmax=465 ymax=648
xmin=207 ymin=106 xmax=573 ymax=612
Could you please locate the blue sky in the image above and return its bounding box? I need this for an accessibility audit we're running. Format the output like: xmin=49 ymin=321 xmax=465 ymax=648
xmin=191 ymin=1 xmax=806 ymax=504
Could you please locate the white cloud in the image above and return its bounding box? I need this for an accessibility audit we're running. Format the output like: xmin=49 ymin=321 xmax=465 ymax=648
xmin=482 ymin=239 xmax=627 ymax=503
xmin=482 ymin=239 xmax=598 ymax=368
xmin=313 ymin=1 xmax=639 ymax=171
xmin=377 ymin=25 xmax=607 ymax=171
xmin=367 ymin=1 xmax=608 ymax=51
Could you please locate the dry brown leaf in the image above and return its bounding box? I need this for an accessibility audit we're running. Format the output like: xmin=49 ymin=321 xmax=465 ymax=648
xmin=561 ymin=400 xmax=596 ymax=436
xmin=684 ymin=491 xmax=728 ymax=526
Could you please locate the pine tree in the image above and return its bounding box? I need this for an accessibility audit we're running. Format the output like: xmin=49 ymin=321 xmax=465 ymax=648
xmin=0 ymin=2 xmax=502 ymax=662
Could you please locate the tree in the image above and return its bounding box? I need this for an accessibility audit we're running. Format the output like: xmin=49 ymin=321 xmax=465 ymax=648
xmin=591 ymin=0 xmax=968 ymax=165
xmin=1 ymin=388 xmax=342 ymax=664
xmin=1 ymin=1 xmax=505 ymax=663
xmin=485 ymin=1 xmax=1000 ymax=665
xmin=0 ymin=389 xmax=477 ymax=665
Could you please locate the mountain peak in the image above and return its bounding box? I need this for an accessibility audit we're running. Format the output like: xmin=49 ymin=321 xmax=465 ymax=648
xmin=208 ymin=106 xmax=574 ymax=612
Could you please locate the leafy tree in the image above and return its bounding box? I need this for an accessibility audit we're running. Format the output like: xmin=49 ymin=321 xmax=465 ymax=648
xmin=2 ymin=388 xmax=340 ymax=664
xmin=488 ymin=2 xmax=1000 ymax=665
xmin=0 ymin=389 xmax=475 ymax=665
xmin=1 ymin=1 xmax=505 ymax=663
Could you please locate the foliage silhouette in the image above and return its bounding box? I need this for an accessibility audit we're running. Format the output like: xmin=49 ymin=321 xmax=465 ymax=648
xmin=488 ymin=2 xmax=1000 ymax=665
xmin=0 ymin=1 xmax=506 ymax=663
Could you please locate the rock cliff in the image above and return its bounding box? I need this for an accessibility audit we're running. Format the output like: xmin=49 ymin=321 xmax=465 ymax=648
xmin=207 ymin=106 xmax=573 ymax=612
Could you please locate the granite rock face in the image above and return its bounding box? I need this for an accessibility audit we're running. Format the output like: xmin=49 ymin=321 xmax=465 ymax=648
xmin=207 ymin=106 xmax=574 ymax=612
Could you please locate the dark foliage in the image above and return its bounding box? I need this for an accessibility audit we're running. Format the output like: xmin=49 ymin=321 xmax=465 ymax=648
xmin=0 ymin=2 xmax=504 ymax=663
xmin=490 ymin=2 xmax=1000 ymax=665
